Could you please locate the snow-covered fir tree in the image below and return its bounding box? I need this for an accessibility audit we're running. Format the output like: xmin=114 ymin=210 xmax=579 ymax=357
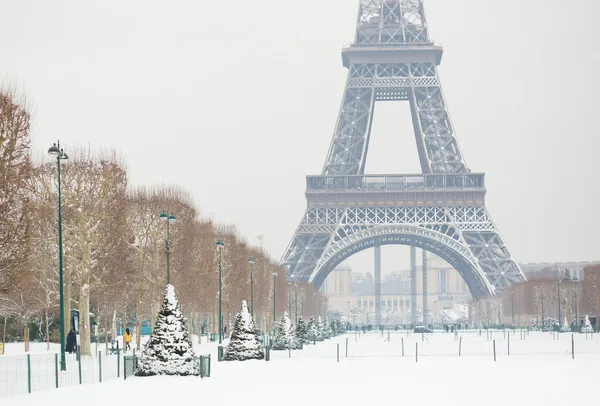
xmin=223 ymin=300 xmax=264 ymax=361
xmin=136 ymin=285 xmax=199 ymax=376
xmin=308 ymin=316 xmax=321 ymax=342
xmin=560 ymin=316 xmax=571 ymax=332
xmin=316 ymin=316 xmax=325 ymax=341
xmin=272 ymin=311 xmax=300 ymax=350
xmin=582 ymin=315 xmax=594 ymax=333
xmin=322 ymin=317 xmax=332 ymax=339
xmin=296 ymin=316 xmax=310 ymax=344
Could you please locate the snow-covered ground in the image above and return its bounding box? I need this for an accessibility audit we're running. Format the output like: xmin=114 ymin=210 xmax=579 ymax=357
xmin=2 ymin=330 xmax=599 ymax=405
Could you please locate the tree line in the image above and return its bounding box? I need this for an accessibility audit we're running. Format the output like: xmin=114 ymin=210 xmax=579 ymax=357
xmin=0 ymin=85 xmax=326 ymax=355
xmin=471 ymin=265 xmax=600 ymax=329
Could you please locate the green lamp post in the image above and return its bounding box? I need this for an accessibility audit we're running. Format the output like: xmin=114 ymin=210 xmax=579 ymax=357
xmin=48 ymin=141 xmax=68 ymax=371
xmin=159 ymin=212 xmax=176 ymax=285
xmin=216 ymin=240 xmax=225 ymax=344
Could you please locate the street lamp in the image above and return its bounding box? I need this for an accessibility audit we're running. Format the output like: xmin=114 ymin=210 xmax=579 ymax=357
xmin=248 ymin=257 xmax=255 ymax=320
xmin=294 ymin=283 xmax=298 ymax=323
xmin=313 ymin=292 xmax=316 ymax=317
xmin=347 ymin=301 xmax=350 ymax=323
xmin=272 ymin=271 xmax=278 ymax=324
xmin=48 ymin=141 xmax=68 ymax=372
xmin=511 ymin=289 xmax=515 ymax=326
xmin=288 ymin=281 xmax=292 ymax=316
xmin=216 ymin=240 xmax=225 ymax=344
xmin=160 ymin=212 xmax=176 ymax=285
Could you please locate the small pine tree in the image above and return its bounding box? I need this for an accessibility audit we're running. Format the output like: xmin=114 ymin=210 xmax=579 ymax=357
xmin=296 ymin=316 xmax=310 ymax=344
xmin=136 ymin=285 xmax=199 ymax=376
xmin=223 ymin=300 xmax=264 ymax=361
xmin=316 ymin=316 xmax=325 ymax=341
xmin=307 ymin=316 xmax=318 ymax=342
xmin=322 ymin=317 xmax=332 ymax=339
xmin=272 ymin=311 xmax=300 ymax=350
xmin=582 ymin=315 xmax=593 ymax=333
xmin=560 ymin=316 xmax=571 ymax=332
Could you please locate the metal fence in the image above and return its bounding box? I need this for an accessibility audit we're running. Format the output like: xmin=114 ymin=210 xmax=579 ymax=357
xmin=0 ymin=350 xmax=123 ymax=399
xmin=1 ymin=350 xmax=212 ymax=399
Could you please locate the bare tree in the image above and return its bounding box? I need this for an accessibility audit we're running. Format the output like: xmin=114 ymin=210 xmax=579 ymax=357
xmin=0 ymin=84 xmax=33 ymax=319
xmin=58 ymin=149 xmax=127 ymax=356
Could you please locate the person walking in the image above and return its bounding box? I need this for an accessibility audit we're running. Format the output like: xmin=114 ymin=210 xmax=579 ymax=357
xmin=66 ymin=330 xmax=77 ymax=354
xmin=124 ymin=328 xmax=132 ymax=351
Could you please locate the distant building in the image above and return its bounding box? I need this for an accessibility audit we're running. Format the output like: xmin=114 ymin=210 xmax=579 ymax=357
xmin=519 ymin=261 xmax=599 ymax=281
xmin=324 ymin=254 xmax=471 ymax=325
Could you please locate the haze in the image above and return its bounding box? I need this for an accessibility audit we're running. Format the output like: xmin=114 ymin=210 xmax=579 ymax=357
xmin=1 ymin=0 xmax=598 ymax=275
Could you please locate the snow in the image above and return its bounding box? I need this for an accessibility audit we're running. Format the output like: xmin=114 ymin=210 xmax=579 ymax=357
xmin=223 ymin=301 xmax=264 ymax=361
xmin=135 ymin=284 xmax=198 ymax=376
xmin=2 ymin=330 xmax=600 ymax=405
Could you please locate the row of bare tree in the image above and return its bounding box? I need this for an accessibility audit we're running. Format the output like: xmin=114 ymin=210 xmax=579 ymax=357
xmin=471 ymin=266 xmax=600 ymax=327
xmin=0 ymin=86 xmax=326 ymax=355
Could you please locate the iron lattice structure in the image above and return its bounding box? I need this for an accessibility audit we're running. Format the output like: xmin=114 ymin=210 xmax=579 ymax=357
xmin=282 ymin=0 xmax=525 ymax=299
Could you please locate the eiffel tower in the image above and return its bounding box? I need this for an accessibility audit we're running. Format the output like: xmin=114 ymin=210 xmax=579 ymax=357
xmin=282 ymin=0 xmax=525 ymax=300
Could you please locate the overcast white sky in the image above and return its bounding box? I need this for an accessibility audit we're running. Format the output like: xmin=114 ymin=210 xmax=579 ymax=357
xmin=1 ymin=0 xmax=598 ymax=276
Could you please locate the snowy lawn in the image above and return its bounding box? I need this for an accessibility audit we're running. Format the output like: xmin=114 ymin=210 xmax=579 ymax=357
xmin=2 ymin=331 xmax=599 ymax=405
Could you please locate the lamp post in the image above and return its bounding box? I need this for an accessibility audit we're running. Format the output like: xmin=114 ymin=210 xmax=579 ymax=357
xmin=249 ymin=257 xmax=255 ymax=320
xmin=216 ymin=240 xmax=224 ymax=344
xmin=160 ymin=212 xmax=176 ymax=285
xmin=272 ymin=271 xmax=278 ymax=324
xmin=557 ymin=276 xmax=562 ymax=329
xmin=347 ymin=301 xmax=350 ymax=323
xmin=299 ymin=287 xmax=304 ymax=319
xmin=313 ymin=293 xmax=316 ymax=317
xmin=511 ymin=288 xmax=515 ymax=326
xmin=433 ymin=300 xmax=437 ymax=326
xmin=294 ymin=283 xmax=298 ymax=323
xmin=48 ymin=142 xmax=68 ymax=372
xmin=288 ymin=281 xmax=292 ymax=316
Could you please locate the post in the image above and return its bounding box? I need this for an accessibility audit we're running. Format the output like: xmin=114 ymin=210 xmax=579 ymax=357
xmin=55 ymin=353 xmax=59 ymax=388
xmin=217 ymin=241 xmax=224 ymax=344
xmin=98 ymin=351 xmax=102 ymax=383
xmin=402 ymin=338 xmax=405 ymax=357
xmin=56 ymin=148 xmax=66 ymax=371
xmin=345 ymin=337 xmax=348 ymax=357
xmin=571 ymin=334 xmax=574 ymax=360
xmin=459 ymin=336 xmax=462 ymax=356
xmin=557 ymin=279 xmax=561 ymax=329
xmin=415 ymin=342 xmax=418 ymax=363
xmin=117 ymin=347 xmax=120 ymax=378
xmin=272 ymin=272 xmax=277 ymax=325
xmin=249 ymin=258 xmax=255 ymax=320
xmin=78 ymin=349 xmax=82 ymax=384
xmin=493 ymin=340 xmax=496 ymax=362
xmin=508 ymin=331 xmax=510 ymax=356
xmin=337 ymin=343 xmax=340 ymax=362
xmin=166 ymin=218 xmax=171 ymax=285
xmin=27 ymin=354 xmax=31 ymax=393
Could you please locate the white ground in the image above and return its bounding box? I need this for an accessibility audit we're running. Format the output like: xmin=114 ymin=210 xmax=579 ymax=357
xmin=2 ymin=330 xmax=599 ymax=405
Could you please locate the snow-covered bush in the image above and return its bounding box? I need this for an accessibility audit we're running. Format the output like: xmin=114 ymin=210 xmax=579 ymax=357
xmin=272 ymin=311 xmax=300 ymax=350
xmin=582 ymin=315 xmax=594 ymax=333
xmin=136 ymin=285 xmax=199 ymax=376
xmin=296 ymin=316 xmax=310 ymax=344
xmin=223 ymin=300 xmax=264 ymax=361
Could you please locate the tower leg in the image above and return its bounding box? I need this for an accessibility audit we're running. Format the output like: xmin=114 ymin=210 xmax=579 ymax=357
xmin=410 ymin=246 xmax=417 ymax=326
xmin=374 ymin=245 xmax=382 ymax=327
xmin=422 ymin=250 xmax=429 ymax=325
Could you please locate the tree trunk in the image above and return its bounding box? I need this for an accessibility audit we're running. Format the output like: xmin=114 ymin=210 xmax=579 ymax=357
xmin=64 ymin=263 xmax=72 ymax=343
xmin=79 ymin=256 xmax=92 ymax=356
xmin=2 ymin=316 xmax=6 ymax=353
xmin=45 ymin=308 xmax=50 ymax=351
xmin=136 ymin=295 xmax=144 ymax=350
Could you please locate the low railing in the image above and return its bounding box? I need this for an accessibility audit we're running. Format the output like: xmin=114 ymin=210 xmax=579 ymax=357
xmin=306 ymin=174 xmax=485 ymax=192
